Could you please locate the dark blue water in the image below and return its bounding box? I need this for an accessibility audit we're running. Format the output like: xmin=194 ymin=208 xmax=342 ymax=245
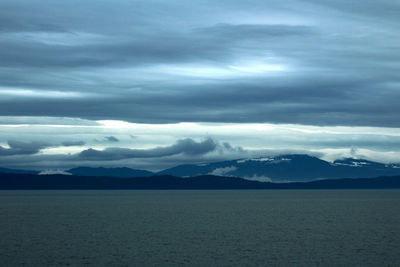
xmin=1 ymin=190 xmax=399 ymax=266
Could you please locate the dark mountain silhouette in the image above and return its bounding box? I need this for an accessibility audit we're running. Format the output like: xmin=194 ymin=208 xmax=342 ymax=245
xmin=0 ymin=167 xmax=39 ymax=175
xmin=158 ymin=154 xmax=400 ymax=182
xmin=67 ymin=167 xmax=154 ymax=178
xmin=0 ymin=172 xmax=399 ymax=190
xmin=1 ymin=154 xmax=400 ymax=182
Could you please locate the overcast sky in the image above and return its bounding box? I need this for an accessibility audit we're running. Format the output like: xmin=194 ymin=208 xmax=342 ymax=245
xmin=1 ymin=0 xmax=399 ymax=171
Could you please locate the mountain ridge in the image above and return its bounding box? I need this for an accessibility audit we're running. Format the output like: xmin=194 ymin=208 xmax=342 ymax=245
xmin=0 ymin=167 xmax=39 ymax=175
xmin=158 ymin=154 xmax=400 ymax=182
xmin=1 ymin=154 xmax=400 ymax=182
xmin=67 ymin=167 xmax=154 ymax=178
xmin=0 ymin=172 xmax=399 ymax=190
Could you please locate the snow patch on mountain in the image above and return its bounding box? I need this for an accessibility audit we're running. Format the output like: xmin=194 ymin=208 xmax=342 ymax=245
xmin=237 ymin=157 xmax=292 ymax=164
xmin=333 ymin=160 xmax=371 ymax=167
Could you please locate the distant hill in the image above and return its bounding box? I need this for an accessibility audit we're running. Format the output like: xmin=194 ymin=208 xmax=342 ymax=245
xmin=66 ymin=167 xmax=154 ymax=178
xmin=158 ymin=154 xmax=400 ymax=182
xmin=0 ymin=167 xmax=39 ymax=175
xmin=0 ymin=172 xmax=399 ymax=190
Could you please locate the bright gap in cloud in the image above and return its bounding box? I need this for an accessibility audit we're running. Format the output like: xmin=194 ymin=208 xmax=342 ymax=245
xmin=228 ymin=64 xmax=285 ymax=73
xmin=2 ymin=118 xmax=400 ymax=139
xmin=96 ymin=120 xmax=400 ymax=137
xmin=0 ymin=88 xmax=93 ymax=99
xmin=0 ymin=116 xmax=100 ymax=126
xmin=3 ymin=31 xmax=107 ymax=46
xmin=149 ymin=62 xmax=288 ymax=79
xmin=41 ymin=146 xmax=89 ymax=155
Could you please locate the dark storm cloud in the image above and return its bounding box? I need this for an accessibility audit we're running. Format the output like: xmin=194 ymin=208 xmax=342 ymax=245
xmin=78 ymin=138 xmax=217 ymax=161
xmin=0 ymin=0 xmax=399 ymax=127
xmin=105 ymin=136 xmax=119 ymax=142
xmin=0 ymin=117 xmax=100 ymax=126
xmin=304 ymin=0 xmax=400 ymax=21
xmin=61 ymin=140 xmax=85 ymax=147
xmin=196 ymin=23 xmax=314 ymax=39
xmin=2 ymin=76 xmax=398 ymax=127
xmin=0 ymin=23 xmax=312 ymax=69
xmin=0 ymin=15 xmax=66 ymax=33
xmin=0 ymin=140 xmax=49 ymax=156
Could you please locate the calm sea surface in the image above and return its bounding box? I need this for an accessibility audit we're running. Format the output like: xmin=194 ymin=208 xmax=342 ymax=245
xmin=0 ymin=190 xmax=399 ymax=266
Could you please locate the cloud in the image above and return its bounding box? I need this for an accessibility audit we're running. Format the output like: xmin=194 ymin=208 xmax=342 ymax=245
xmin=210 ymin=166 xmax=237 ymax=176
xmin=0 ymin=0 xmax=399 ymax=172
xmin=105 ymin=136 xmax=119 ymax=142
xmin=0 ymin=13 xmax=66 ymax=33
xmin=1 ymin=120 xmax=400 ymax=171
xmin=196 ymin=23 xmax=315 ymax=40
xmin=78 ymin=138 xmax=217 ymax=160
xmin=0 ymin=116 xmax=100 ymax=126
xmin=243 ymin=175 xmax=272 ymax=183
xmin=39 ymin=169 xmax=72 ymax=175
xmin=61 ymin=140 xmax=86 ymax=146
xmin=0 ymin=140 xmax=49 ymax=156
xmin=0 ymin=1 xmax=399 ymax=127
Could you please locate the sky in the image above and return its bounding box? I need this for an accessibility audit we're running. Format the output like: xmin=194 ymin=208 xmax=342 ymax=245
xmin=0 ymin=0 xmax=399 ymax=171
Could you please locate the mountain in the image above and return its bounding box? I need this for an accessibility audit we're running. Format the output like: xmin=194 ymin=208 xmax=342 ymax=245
xmin=66 ymin=167 xmax=154 ymax=178
xmin=0 ymin=172 xmax=399 ymax=190
xmin=2 ymin=154 xmax=399 ymax=182
xmin=0 ymin=167 xmax=39 ymax=175
xmin=158 ymin=154 xmax=400 ymax=182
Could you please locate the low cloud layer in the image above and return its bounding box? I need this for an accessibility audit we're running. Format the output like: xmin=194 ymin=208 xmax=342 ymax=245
xmin=78 ymin=138 xmax=217 ymax=161
xmin=0 ymin=120 xmax=400 ymax=171
xmin=105 ymin=136 xmax=119 ymax=142
xmin=61 ymin=140 xmax=85 ymax=147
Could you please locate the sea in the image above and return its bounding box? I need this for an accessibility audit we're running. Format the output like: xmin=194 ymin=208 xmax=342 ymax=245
xmin=0 ymin=190 xmax=399 ymax=266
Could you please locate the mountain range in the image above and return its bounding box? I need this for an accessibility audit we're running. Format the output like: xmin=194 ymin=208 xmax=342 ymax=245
xmin=1 ymin=154 xmax=400 ymax=183
xmin=67 ymin=167 xmax=153 ymax=178
xmin=0 ymin=167 xmax=39 ymax=175
xmin=158 ymin=155 xmax=400 ymax=182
